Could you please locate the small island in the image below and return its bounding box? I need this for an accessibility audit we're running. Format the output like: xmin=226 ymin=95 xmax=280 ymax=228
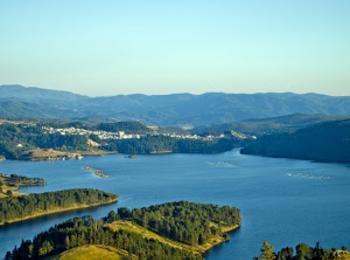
xmin=0 ymin=188 xmax=118 ymax=226
xmin=0 ymin=173 xmax=46 ymax=198
xmin=84 ymin=166 xmax=110 ymax=178
xmin=6 ymin=201 xmax=240 ymax=259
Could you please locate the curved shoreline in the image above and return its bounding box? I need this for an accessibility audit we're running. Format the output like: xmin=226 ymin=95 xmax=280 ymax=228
xmin=201 ymin=224 xmax=240 ymax=253
xmin=0 ymin=197 xmax=118 ymax=226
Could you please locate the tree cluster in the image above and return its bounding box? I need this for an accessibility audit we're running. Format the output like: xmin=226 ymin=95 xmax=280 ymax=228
xmin=0 ymin=173 xmax=45 ymax=187
xmin=255 ymin=241 xmax=349 ymax=260
xmin=103 ymin=135 xmax=242 ymax=154
xmin=105 ymin=201 xmax=241 ymax=246
xmin=0 ymin=123 xmax=90 ymax=159
xmin=0 ymin=188 xmax=117 ymax=223
xmin=7 ymin=216 xmax=201 ymax=259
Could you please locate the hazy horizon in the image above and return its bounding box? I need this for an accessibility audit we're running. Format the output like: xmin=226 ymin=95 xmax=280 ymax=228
xmin=1 ymin=1 xmax=349 ymax=96
xmin=1 ymin=83 xmax=349 ymax=97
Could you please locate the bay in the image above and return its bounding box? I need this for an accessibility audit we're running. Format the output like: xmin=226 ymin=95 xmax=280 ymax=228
xmin=0 ymin=149 xmax=349 ymax=259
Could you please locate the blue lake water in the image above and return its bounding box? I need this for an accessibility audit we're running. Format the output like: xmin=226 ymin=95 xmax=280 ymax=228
xmin=0 ymin=149 xmax=349 ymax=259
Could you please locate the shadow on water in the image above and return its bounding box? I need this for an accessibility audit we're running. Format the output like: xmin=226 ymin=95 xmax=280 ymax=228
xmin=205 ymin=226 xmax=242 ymax=258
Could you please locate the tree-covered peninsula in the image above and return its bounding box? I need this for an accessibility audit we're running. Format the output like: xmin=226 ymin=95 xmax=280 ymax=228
xmin=6 ymin=201 xmax=241 ymax=260
xmin=0 ymin=188 xmax=117 ymax=226
xmin=0 ymin=173 xmax=45 ymax=198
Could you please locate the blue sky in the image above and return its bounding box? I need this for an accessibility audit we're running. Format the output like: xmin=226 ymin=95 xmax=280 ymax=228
xmin=0 ymin=0 xmax=349 ymax=96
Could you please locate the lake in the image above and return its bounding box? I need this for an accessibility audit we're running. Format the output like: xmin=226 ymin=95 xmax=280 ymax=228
xmin=0 ymin=149 xmax=349 ymax=259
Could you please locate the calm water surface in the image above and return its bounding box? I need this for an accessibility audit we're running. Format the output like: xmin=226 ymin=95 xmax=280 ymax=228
xmin=0 ymin=150 xmax=349 ymax=259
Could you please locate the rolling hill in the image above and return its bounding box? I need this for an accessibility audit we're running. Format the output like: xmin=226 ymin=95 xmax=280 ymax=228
xmin=1 ymin=84 xmax=350 ymax=126
xmin=241 ymin=119 xmax=350 ymax=163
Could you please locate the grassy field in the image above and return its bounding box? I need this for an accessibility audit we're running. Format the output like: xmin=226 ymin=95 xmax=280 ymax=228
xmin=56 ymin=245 xmax=134 ymax=260
xmin=0 ymin=182 xmax=23 ymax=199
xmin=106 ymin=220 xmax=239 ymax=255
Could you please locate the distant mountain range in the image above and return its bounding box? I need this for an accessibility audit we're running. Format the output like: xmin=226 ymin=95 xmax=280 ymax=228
xmin=1 ymin=84 xmax=350 ymax=126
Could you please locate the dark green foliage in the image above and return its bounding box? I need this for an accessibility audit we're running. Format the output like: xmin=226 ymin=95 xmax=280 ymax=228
xmin=254 ymin=241 xmax=349 ymax=260
xmin=6 ymin=201 xmax=240 ymax=259
xmin=0 ymin=189 xmax=117 ymax=223
xmin=0 ymin=123 xmax=89 ymax=159
xmin=96 ymin=121 xmax=150 ymax=133
xmin=104 ymin=201 xmax=241 ymax=246
xmin=6 ymin=213 xmax=205 ymax=259
xmin=103 ymin=135 xmax=243 ymax=154
xmin=242 ymin=119 xmax=350 ymax=163
xmin=194 ymin=113 xmax=346 ymax=136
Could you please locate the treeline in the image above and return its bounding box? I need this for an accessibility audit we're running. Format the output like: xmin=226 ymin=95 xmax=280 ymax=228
xmin=0 ymin=188 xmax=117 ymax=225
xmin=6 ymin=216 xmax=201 ymax=260
xmin=0 ymin=173 xmax=45 ymax=187
xmin=0 ymin=122 xmax=245 ymax=160
xmin=42 ymin=120 xmax=151 ymax=134
xmin=103 ymin=135 xmax=244 ymax=154
xmin=96 ymin=121 xmax=150 ymax=133
xmin=105 ymin=201 xmax=241 ymax=246
xmin=0 ymin=123 xmax=90 ymax=159
xmin=255 ymin=241 xmax=349 ymax=260
xmin=242 ymin=119 xmax=350 ymax=163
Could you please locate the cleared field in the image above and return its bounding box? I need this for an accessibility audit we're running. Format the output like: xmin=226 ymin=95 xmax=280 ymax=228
xmin=106 ymin=220 xmax=239 ymax=254
xmin=57 ymin=245 xmax=134 ymax=260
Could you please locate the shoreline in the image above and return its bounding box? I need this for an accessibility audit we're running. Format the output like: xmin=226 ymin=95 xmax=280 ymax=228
xmin=201 ymin=224 xmax=240 ymax=253
xmin=203 ymin=225 xmax=241 ymax=256
xmin=0 ymin=197 xmax=118 ymax=226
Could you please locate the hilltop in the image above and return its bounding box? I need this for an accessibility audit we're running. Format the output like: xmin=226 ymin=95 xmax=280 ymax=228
xmin=1 ymin=84 xmax=350 ymax=126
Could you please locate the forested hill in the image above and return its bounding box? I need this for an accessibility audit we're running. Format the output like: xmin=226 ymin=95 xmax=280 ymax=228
xmin=241 ymin=119 xmax=350 ymax=163
xmin=6 ymin=201 xmax=240 ymax=260
xmin=194 ymin=113 xmax=347 ymax=136
xmin=1 ymin=85 xmax=350 ymax=126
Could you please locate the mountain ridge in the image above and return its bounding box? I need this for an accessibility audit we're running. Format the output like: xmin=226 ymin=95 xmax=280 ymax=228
xmin=1 ymin=84 xmax=350 ymax=126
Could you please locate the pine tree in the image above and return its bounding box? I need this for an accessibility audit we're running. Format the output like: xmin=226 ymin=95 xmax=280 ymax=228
xmin=259 ymin=240 xmax=276 ymax=260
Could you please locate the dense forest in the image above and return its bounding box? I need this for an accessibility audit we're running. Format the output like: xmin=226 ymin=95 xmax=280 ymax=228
xmin=6 ymin=201 xmax=240 ymax=259
xmin=6 ymin=216 xmax=201 ymax=260
xmin=241 ymin=119 xmax=350 ymax=163
xmin=0 ymin=188 xmax=117 ymax=225
xmin=0 ymin=122 xmax=245 ymax=160
xmin=0 ymin=123 xmax=90 ymax=159
xmin=254 ymin=241 xmax=349 ymax=260
xmin=105 ymin=201 xmax=240 ymax=246
xmin=96 ymin=121 xmax=151 ymax=133
xmin=104 ymin=135 xmax=245 ymax=154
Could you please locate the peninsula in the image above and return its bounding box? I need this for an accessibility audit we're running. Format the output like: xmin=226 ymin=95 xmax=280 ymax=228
xmin=6 ymin=201 xmax=240 ymax=259
xmin=0 ymin=173 xmax=45 ymax=198
xmin=0 ymin=188 xmax=118 ymax=226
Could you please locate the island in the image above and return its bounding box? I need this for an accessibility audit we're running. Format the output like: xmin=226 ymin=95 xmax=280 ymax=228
xmin=83 ymin=166 xmax=110 ymax=178
xmin=6 ymin=201 xmax=241 ymax=260
xmin=0 ymin=173 xmax=46 ymax=198
xmin=0 ymin=188 xmax=118 ymax=226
